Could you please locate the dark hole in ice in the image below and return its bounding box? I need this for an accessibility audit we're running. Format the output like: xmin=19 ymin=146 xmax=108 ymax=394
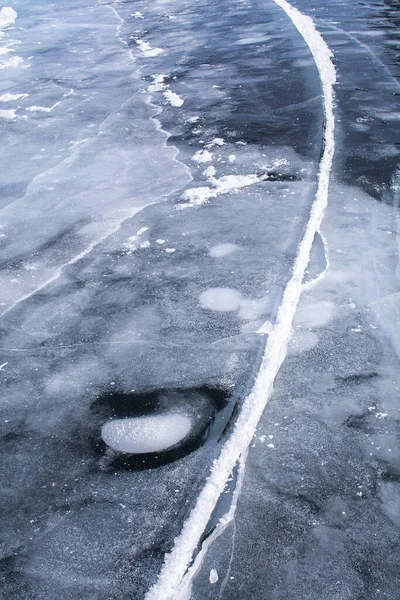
xmin=259 ymin=171 xmax=300 ymax=182
xmin=90 ymin=386 xmax=232 ymax=470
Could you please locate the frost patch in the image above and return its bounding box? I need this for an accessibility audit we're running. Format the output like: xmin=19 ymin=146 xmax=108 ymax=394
xmin=293 ymin=300 xmax=335 ymax=329
xmin=209 ymin=243 xmax=239 ymax=258
xmin=199 ymin=288 xmax=242 ymax=312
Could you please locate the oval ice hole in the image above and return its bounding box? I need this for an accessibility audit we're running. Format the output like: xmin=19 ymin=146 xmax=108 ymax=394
xmin=101 ymin=414 xmax=191 ymax=454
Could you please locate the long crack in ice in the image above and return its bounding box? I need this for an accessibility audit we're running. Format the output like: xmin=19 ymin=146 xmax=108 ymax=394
xmin=145 ymin=1 xmax=336 ymax=598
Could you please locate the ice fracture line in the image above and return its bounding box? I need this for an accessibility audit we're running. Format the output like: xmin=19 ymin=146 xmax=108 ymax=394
xmin=146 ymin=1 xmax=336 ymax=598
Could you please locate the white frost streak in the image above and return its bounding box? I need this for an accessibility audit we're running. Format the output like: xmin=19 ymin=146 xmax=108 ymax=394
xmin=145 ymin=1 xmax=336 ymax=599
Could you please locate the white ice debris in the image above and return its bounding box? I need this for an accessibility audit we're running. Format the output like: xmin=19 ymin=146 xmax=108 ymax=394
xmin=164 ymin=90 xmax=184 ymax=107
xmin=0 ymin=7 xmax=17 ymax=28
xmin=191 ymin=149 xmax=213 ymax=164
xmin=209 ymin=569 xmax=218 ymax=584
xmin=0 ymin=92 xmax=27 ymax=102
xmin=0 ymin=108 xmax=16 ymax=119
xmin=124 ymin=227 xmax=149 ymax=253
xmin=207 ymin=137 xmax=225 ymax=147
xmin=165 ymin=248 xmax=176 ymax=253
xmin=179 ymin=173 xmax=260 ymax=208
xmin=101 ymin=414 xmax=191 ymax=454
xmin=136 ymin=40 xmax=163 ymax=57
xmin=147 ymin=74 xmax=167 ymax=93
xmin=203 ymin=165 xmax=216 ymax=178
xmin=0 ymin=55 xmax=23 ymax=69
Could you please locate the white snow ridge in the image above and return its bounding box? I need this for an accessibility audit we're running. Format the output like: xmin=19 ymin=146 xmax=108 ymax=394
xmin=145 ymin=0 xmax=336 ymax=598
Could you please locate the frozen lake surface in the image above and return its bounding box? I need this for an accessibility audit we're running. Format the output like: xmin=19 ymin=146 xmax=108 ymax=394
xmin=0 ymin=0 xmax=399 ymax=599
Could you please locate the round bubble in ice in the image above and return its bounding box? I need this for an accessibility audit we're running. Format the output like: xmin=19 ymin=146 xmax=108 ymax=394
xmin=101 ymin=413 xmax=191 ymax=454
xmin=208 ymin=243 xmax=239 ymax=258
xmin=199 ymin=287 xmax=242 ymax=312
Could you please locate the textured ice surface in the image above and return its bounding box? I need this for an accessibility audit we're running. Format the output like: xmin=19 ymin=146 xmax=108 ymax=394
xmin=101 ymin=414 xmax=191 ymax=454
xmin=1 ymin=0 xmax=398 ymax=599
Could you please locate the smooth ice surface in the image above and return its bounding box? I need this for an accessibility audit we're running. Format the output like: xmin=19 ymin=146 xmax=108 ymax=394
xmin=101 ymin=414 xmax=192 ymax=454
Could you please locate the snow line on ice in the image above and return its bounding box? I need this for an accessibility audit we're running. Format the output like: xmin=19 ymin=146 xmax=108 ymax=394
xmin=145 ymin=1 xmax=336 ymax=599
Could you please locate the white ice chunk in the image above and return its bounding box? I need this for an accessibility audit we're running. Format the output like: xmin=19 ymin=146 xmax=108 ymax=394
xmin=192 ymin=149 xmax=213 ymax=164
xmin=180 ymin=187 xmax=214 ymax=207
xmin=0 ymin=92 xmax=27 ymax=102
xmin=179 ymin=172 xmax=260 ymax=208
xmin=164 ymin=90 xmax=184 ymax=107
xmin=147 ymin=74 xmax=167 ymax=93
xmin=207 ymin=137 xmax=225 ymax=147
xmin=0 ymin=108 xmax=16 ymax=119
xmin=124 ymin=227 xmax=149 ymax=253
xmin=209 ymin=243 xmax=239 ymax=258
xmin=0 ymin=55 xmax=22 ymax=69
xmin=209 ymin=569 xmax=218 ymax=584
xmin=101 ymin=414 xmax=191 ymax=454
xmin=199 ymin=288 xmax=242 ymax=312
xmin=0 ymin=7 xmax=17 ymax=29
xmin=203 ymin=165 xmax=216 ymax=179
xmin=214 ymin=173 xmax=259 ymax=193
xmin=136 ymin=40 xmax=163 ymax=57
